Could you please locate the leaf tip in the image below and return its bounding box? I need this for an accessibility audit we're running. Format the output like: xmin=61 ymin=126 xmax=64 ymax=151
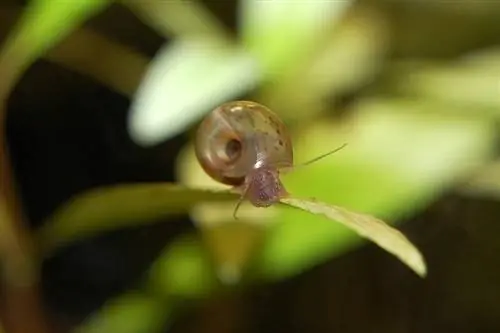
xmin=279 ymin=197 xmax=429 ymax=279
xmin=410 ymin=252 xmax=428 ymax=278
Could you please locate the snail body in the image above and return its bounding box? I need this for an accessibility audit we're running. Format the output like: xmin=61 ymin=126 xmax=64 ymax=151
xmin=195 ymin=101 xmax=293 ymax=208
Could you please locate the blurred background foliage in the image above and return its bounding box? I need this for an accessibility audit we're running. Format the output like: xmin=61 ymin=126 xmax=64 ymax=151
xmin=0 ymin=0 xmax=500 ymax=332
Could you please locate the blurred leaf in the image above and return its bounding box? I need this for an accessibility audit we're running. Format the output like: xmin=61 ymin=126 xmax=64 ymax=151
xmin=37 ymin=184 xmax=237 ymax=257
xmin=280 ymin=197 xmax=426 ymax=277
xmin=259 ymin=5 xmax=388 ymax=120
xmin=200 ymin=222 xmax=267 ymax=285
xmin=306 ymin=6 xmax=388 ymax=96
xmin=389 ymin=48 xmax=500 ymax=112
xmin=148 ymin=234 xmax=219 ymax=299
xmin=128 ymin=37 xmax=260 ymax=146
xmin=402 ymin=65 xmax=500 ymax=110
xmin=0 ymin=0 xmax=111 ymax=101
xmin=147 ymin=195 xmax=426 ymax=302
xmin=239 ymin=0 xmax=353 ymax=80
xmin=125 ymin=0 xmax=228 ymax=38
xmin=461 ymin=160 xmax=500 ymax=199
xmin=175 ymin=145 xmax=273 ymax=285
xmin=255 ymin=99 xmax=496 ymax=281
xmin=47 ymin=28 xmax=149 ymax=97
xmin=74 ymin=292 xmax=170 ymax=333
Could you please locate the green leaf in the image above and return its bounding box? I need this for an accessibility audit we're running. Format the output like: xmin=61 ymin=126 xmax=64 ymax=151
xmin=399 ymin=62 xmax=500 ymax=110
xmin=73 ymin=292 xmax=171 ymax=333
xmin=239 ymin=0 xmax=352 ymax=80
xmin=128 ymin=37 xmax=260 ymax=146
xmin=254 ymin=99 xmax=496 ymax=281
xmin=387 ymin=48 xmax=500 ymax=113
xmin=124 ymin=0 xmax=228 ymax=38
xmin=0 ymin=0 xmax=111 ymax=101
xmin=148 ymin=234 xmax=219 ymax=299
xmin=147 ymin=195 xmax=426 ymax=302
xmin=37 ymin=184 xmax=237 ymax=257
xmin=257 ymin=6 xmax=388 ymax=121
xmin=280 ymin=197 xmax=426 ymax=277
xmin=166 ymin=97 xmax=496 ymax=290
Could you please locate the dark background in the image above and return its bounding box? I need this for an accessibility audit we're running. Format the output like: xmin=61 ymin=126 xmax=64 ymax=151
xmin=3 ymin=1 xmax=500 ymax=332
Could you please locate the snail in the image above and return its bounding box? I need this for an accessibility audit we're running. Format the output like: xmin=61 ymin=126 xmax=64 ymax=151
xmin=195 ymin=100 xmax=346 ymax=219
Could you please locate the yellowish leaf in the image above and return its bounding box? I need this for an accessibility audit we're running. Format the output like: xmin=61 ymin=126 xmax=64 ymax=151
xmin=37 ymin=184 xmax=237 ymax=257
xmin=279 ymin=197 xmax=427 ymax=277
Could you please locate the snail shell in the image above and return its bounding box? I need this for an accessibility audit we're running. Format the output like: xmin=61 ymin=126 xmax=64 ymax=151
xmin=195 ymin=101 xmax=293 ymax=207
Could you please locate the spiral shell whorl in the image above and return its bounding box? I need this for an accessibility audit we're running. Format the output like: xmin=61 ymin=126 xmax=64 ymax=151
xmin=194 ymin=101 xmax=293 ymax=187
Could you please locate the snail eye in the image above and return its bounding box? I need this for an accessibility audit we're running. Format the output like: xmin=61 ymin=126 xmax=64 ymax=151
xmin=224 ymin=138 xmax=242 ymax=162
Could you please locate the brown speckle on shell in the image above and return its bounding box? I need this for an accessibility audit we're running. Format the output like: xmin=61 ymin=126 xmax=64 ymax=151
xmin=194 ymin=100 xmax=294 ymax=209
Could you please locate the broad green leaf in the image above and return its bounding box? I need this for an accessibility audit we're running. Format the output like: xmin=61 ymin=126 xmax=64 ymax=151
xmin=389 ymin=48 xmax=500 ymax=113
xmin=304 ymin=7 xmax=388 ymax=96
xmin=239 ymin=0 xmax=353 ymax=80
xmin=258 ymin=5 xmax=388 ymax=121
xmin=37 ymin=184 xmax=237 ymax=257
xmin=74 ymin=292 xmax=171 ymax=333
xmin=399 ymin=64 xmax=500 ymax=110
xmin=128 ymin=37 xmax=260 ymax=146
xmin=0 ymin=0 xmax=111 ymax=101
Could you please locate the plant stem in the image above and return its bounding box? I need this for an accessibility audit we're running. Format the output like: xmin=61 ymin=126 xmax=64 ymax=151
xmin=0 ymin=28 xmax=51 ymax=333
xmin=0 ymin=117 xmax=51 ymax=333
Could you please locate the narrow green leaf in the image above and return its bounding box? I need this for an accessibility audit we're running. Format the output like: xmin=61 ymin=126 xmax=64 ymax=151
xmin=128 ymin=37 xmax=260 ymax=146
xmin=0 ymin=0 xmax=111 ymax=101
xmin=280 ymin=197 xmax=426 ymax=277
xmin=37 ymin=184 xmax=237 ymax=257
xmin=74 ymin=292 xmax=171 ymax=333
xmin=124 ymin=0 xmax=228 ymax=38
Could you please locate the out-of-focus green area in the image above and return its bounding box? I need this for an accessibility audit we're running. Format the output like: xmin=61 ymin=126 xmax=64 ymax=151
xmin=1 ymin=0 xmax=500 ymax=332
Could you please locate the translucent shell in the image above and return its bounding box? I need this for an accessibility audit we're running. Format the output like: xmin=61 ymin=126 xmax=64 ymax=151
xmin=195 ymin=101 xmax=293 ymax=206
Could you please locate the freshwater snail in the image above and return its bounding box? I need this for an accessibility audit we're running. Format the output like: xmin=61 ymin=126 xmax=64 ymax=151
xmin=195 ymin=100 xmax=346 ymax=218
